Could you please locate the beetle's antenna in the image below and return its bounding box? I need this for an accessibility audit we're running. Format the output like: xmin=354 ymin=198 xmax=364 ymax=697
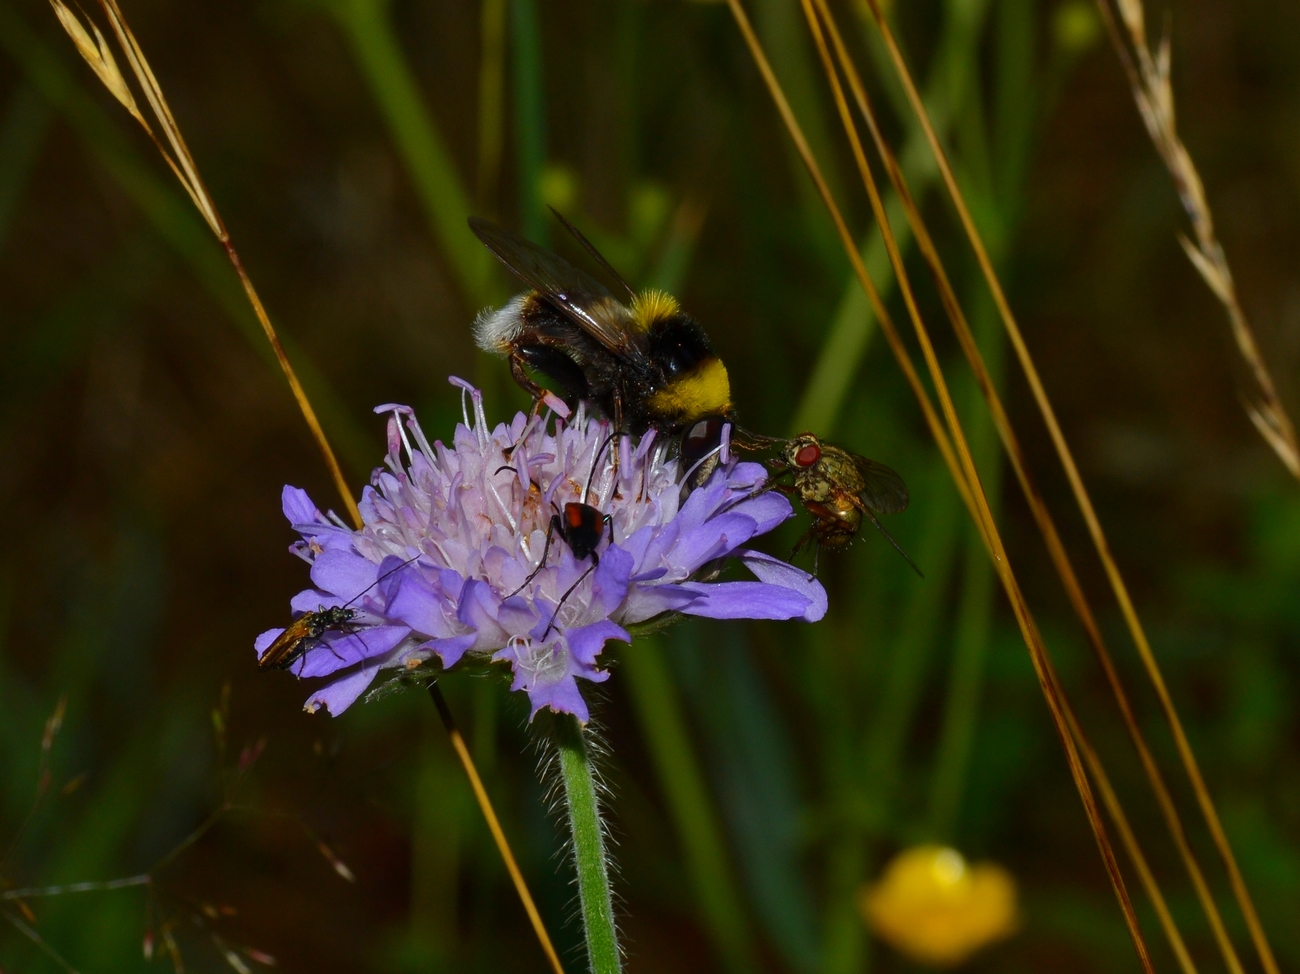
xmin=340 ymin=553 xmax=425 ymax=609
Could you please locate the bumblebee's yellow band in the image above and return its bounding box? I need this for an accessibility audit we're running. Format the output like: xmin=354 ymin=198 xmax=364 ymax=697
xmin=647 ymin=358 xmax=733 ymax=422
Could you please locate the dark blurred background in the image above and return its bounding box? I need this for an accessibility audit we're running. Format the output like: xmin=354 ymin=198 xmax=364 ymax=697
xmin=1 ymin=0 xmax=1298 ymax=970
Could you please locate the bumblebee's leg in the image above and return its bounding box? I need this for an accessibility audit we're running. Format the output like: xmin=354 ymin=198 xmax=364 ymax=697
xmin=611 ymin=387 xmax=625 ymax=434
xmin=508 ymin=513 xmax=563 ymax=598
xmin=508 ymin=350 xmax=550 ymax=411
xmin=517 ymin=344 xmax=591 ymax=403
xmin=498 ymin=352 xmax=549 ymax=462
xmin=608 ymin=392 xmax=626 ymax=483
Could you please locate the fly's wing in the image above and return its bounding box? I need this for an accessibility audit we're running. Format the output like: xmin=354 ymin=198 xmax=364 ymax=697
xmin=853 ymin=455 xmax=910 ymax=514
xmin=469 ymin=218 xmax=650 ymax=361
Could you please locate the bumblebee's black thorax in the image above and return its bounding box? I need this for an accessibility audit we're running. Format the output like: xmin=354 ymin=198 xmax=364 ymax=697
xmin=646 ymin=315 xmax=717 ymax=382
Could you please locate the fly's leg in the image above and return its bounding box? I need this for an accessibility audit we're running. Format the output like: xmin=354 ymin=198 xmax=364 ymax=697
xmin=860 ymin=507 xmax=925 ymax=578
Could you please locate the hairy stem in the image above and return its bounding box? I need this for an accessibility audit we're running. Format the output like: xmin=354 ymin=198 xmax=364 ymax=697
xmin=555 ymin=715 xmax=620 ymax=974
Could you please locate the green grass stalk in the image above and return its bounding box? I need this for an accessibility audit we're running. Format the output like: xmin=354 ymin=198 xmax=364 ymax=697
xmin=328 ymin=0 xmax=490 ymax=303
xmin=510 ymin=0 xmax=547 ymax=244
xmin=926 ymin=296 xmax=1003 ymax=841
xmin=792 ymin=0 xmax=993 ymax=436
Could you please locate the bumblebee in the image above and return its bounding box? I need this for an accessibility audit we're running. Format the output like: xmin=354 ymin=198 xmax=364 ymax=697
xmin=470 ymin=214 xmax=734 ymax=438
xmin=771 ymin=433 xmax=920 ymax=575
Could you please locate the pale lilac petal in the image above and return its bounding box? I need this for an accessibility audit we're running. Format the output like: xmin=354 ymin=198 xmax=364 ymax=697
xmin=589 ymin=546 xmax=633 ymax=616
xmin=304 ymin=657 xmax=385 ymax=716
xmin=528 ymin=674 xmax=591 ymax=723
xmin=310 ymin=548 xmax=379 ymax=601
xmin=289 ymin=589 xmax=335 ymax=614
xmin=458 ymin=579 xmax=510 ymax=649
xmin=385 ymin=569 xmax=450 ymax=635
xmin=282 ymin=486 xmax=323 ymax=526
xmin=665 ymin=511 xmax=760 ymax=571
xmin=427 ymin=632 xmax=477 ymax=668
xmin=618 ymin=583 xmax=703 ymax=625
xmin=254 ymin=628 xmax=283 ymax=657
xmin=292 ymin=625 xmax=410 ymax=678
xmin=676 ymin=581 xmax=814 ymax=620
xmin=739 ymin=549 xmax=828 ymax=622
xmin=726 ymin=489 xmax=794 ymax=534
xmin=566 ymin=620 xmax=629 ymax=667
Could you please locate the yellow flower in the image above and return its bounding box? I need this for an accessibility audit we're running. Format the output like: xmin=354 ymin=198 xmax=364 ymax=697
xmin=860 ymin=845 xmax=1018 ymax=967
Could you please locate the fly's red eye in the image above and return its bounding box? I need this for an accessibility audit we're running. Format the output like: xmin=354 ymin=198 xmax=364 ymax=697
xmin=564 ymin=504 xmax=586 ymax=529
xmin=795 ymin=444 xmax=821 ymax=467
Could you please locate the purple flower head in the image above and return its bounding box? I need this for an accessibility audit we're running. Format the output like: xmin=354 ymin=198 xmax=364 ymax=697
xmin=256 ymin=379 xmax=827 ymax=723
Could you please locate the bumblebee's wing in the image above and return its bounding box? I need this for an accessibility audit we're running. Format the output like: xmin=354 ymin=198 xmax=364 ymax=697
xmin=549 ymin=207 xmax=636 ymax=300
xmin=469 ymin=217 xmax=648 ymax=358
xmin=853 ymin=455 xmax=910 ymax=514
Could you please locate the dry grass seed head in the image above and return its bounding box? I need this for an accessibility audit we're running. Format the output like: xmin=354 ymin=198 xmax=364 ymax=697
xmin=48 ymin=0 xmax=143 ymax=124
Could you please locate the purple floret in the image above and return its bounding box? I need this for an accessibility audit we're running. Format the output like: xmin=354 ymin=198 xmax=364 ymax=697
xmin=255 ymin=379 xmax=827 ymax=722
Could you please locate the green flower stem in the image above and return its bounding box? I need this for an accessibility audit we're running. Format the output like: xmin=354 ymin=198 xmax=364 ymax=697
xmin=555 ymin=715 xmax=621 ymax=974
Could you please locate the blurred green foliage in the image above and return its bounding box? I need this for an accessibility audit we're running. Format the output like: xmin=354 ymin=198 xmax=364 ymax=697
xmin=2 ymin=0 xmax=1299 ymax=970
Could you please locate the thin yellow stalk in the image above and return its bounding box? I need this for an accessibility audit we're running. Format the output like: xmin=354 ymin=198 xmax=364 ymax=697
xmin=51 ymin=0 xmax=361 ymax=525
xmin=1062 ymin=702 xmax=1198 ymax=974
xmin=97 ymin=0 xmax=219 ymax=235
xmin=1093 ymin=0 xmax=1298 ymax=479
xmin=428 ymin=688 xmax=565 ymax=974
xmin=48 ymin=5 xmax=564 ymax=971
xmin=729 ymin=1 xmax=1152 ymax=966
xmin=810 ymin=2 xmax=1243 ymax=969
xmin=854 ymin=1 xmax=1278 ymax=969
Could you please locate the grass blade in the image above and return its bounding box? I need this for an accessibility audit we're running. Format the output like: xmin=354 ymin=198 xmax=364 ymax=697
xmin=852 ymin=0 xmax=1275 ymax=966
xmin=1093 ymin=0 xmax=1298 ymax=482
xmin=329 ymin=0 xmax=490 ymax=303
xmin=510 ymin=0 xmax=546 ymax=245
xmin=728 ymin=0 xmax=1154 ymax=965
